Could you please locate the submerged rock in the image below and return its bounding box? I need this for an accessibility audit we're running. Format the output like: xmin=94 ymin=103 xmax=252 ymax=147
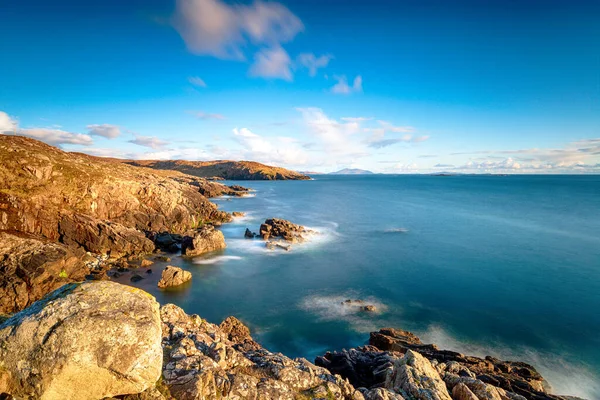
xmin=0 ymin=281 xmax=162 ymax=400
xmin=181 ymin=225 xmax=226 ymax=256
xmin=157 ymin=266 xmax=192 ymax=288
xmin=341 ymin=299 xmax=378 ymax=313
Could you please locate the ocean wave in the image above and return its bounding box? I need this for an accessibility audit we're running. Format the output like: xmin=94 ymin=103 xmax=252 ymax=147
xmin=419 ymin=325 xmax=600 ymax=399
xmin=383 ymin=227 xmax=409 ymax=233
xmin=299 ymin=294 xmax=388 ymax=333
xmin=192 ymin=255 xmax=243 ymax=265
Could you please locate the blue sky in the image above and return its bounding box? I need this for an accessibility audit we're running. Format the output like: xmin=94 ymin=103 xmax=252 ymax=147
xmin=1 ymin=0 xmax=599 ymax=173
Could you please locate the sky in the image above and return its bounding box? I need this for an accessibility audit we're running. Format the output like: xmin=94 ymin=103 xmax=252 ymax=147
xmin=0 ymin=0 xmax=599 ymax=173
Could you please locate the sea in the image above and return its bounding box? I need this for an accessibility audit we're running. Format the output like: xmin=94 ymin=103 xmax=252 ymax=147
xmin=117 ymin=174 xmax=600 ymax=399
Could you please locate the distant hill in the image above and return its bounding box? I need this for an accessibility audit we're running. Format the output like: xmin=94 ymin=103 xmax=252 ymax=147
xmin=329 ymin=168 xmax=374 ymax=175
xmin=125 ymin=160 xmax=310 ymax=181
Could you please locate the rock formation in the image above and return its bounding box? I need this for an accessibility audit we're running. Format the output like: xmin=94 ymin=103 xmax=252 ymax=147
xmin=0 ymin=281 xmax=162 ymax=400
xmin=159 ymin=303 xmax=362 ymax=400
xmin=259 ymin=218 xmax=312 ymax=242
xmin=317 ymin=328 xmax=574 ymax=400
xmin=0 ymin=136 xmax=232 ymax=250
xmin=126 ymin=159 xmax=311 ymax=180
xmin=157 ymin=266 xmax=192 ymax=288
xmin=181 ymin=225 xmax=226 ymax=256
xmin=0 ymin=232 xmax=93 ymax=314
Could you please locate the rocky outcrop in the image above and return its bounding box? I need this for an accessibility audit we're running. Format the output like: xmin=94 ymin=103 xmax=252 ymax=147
xmin=181 ymin=225 xmax=226 ymax=256
xmin=0 ymin=281 xmax=163 ymax=400
xmin=317 ymin=328 xmax=573 ymax=400
xmin=0 ymin=136 xmax=231 ymax=246
xmin=160 ymin=303 xmax=363 ymax=400
xmin=176 ymin=176 xmax=250 ymax=198
xmin=126 ymin=159 xmax=311 ymax=180
xmin=0 ymin=136 xmax=237 ymax=314
xmin=385 ymin=350 xmax=452 ymax=400
xmin=157 ymin=266 xmax=192 ymax=288
xmin=258 ymin=218 xmax=312 ymax=242
xmin=59 ymin=213 xmax=155 ymax=257
xmin=0 ymin=232 xmax=93 ymax=314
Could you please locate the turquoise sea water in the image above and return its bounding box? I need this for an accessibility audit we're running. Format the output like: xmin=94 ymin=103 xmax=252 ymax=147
xmin=121 ymin=175 xmax=600 ymax=398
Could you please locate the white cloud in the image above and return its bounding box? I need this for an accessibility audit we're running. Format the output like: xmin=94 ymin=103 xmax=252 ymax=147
xmin=87 ymin=124 xmax=121 ymax=139
xmin=190 ymin=111 xmax=226 ymax=120
xmin=377 ymin=120 xmax=415 ymax=133
xmin=296 ymin=53 xmax=333 ymax=76
xmin=188 ymin=76 xmax=207 ymax=88
xmin=0 ymin=111 xmax=18 ymax=133
xmin=19 ymin=128 xmax=93 ymax=146
xmin=248 ymin=46 xmax=292 ymax=80
xmin=330 ymin=75 xmax=363 ymax=95
xmin=171 ymin=0 xmax=303 ymax=60
xmin=1 ymin=110 xmax=93 ymax=146
xmin=448 ymin=138 xmax=600 ymax=172
xmin=128 ymin=135 xmax=169 ymax=149
xmin=233 ymin=127 xmax=308 ymax=165
xmin=365 ymin=121 xmax=426 ymax=148
xmin=341 ymin=117 xmax=372 ymax=123
xmin=295 ymin=107 xmax=370 ymax=164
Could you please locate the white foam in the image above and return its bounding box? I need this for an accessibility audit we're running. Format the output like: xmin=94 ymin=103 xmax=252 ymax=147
xmin=192 ymin=255 xmax=243 ymax=265
xmin=230 ymin=211 xmax=257 ymax=224
xmin=384 ymin=227 xmax=409 ymax=233
xmin=299 ymin=294 xmax=389 ymax=333
xmin=419 ymin=325 xmax=600 ymax=399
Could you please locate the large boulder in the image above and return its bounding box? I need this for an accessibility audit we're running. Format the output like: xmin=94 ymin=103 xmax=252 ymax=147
xmin=157 ymin=266 xmax=192 ymax=288
xmin=0 ymin=281 xmax=163 ymax=400
xmin=384 ymin=350 xmax=452 ymax=400
xmin=0 ymin=232 xmax=92 ymax=314
xmin=181 ymin=225 xmax=226 ymax=256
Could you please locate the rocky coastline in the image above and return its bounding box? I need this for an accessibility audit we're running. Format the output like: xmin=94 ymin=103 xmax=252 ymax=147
xmin=0 ymin=282 xmax=581 ymax=400
xmin=0 ymin=136 xmax=584 ymax=399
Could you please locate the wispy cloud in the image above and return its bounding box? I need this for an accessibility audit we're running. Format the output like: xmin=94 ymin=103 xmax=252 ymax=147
xmin=128 ymin=135 xmax=169 ymax=149
xmin=331 ymin=75 xmax=363 ymax=95
xmin=189 ymin=110 xmax=226 ymax=120
xmin=364 ymin=120 xmax=426 ymax=148
xmin=87 ymin=124 xmax=121 ymax=139
xmin=248 ymin=46 xmax=293 ymax=81
xmin=1 ymin=111 xmax=93 ymax=146
xmin=296 ymin=53 xmax=333 ymax=76
xmin=171 ymin=0 xmax=303 ymax=60
xmin=188 ymin=76 xmax=207 ymax=88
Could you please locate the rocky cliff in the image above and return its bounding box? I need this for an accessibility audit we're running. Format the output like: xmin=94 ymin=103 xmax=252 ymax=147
xmin=125 ymin=159 xmax=311 ymax=180
xmin=0 ymin=135 xmax=245 ymax=313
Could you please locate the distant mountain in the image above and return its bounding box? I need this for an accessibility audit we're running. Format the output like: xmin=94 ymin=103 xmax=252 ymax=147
xmin=125 ymin=160 xmax=311 ymax=181
xmin=329 ymin=168 xmax=374 ymax=175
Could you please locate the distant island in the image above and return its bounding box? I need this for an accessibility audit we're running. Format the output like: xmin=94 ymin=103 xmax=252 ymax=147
xmin=329 ymin=168 xmax=374 ymax=175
